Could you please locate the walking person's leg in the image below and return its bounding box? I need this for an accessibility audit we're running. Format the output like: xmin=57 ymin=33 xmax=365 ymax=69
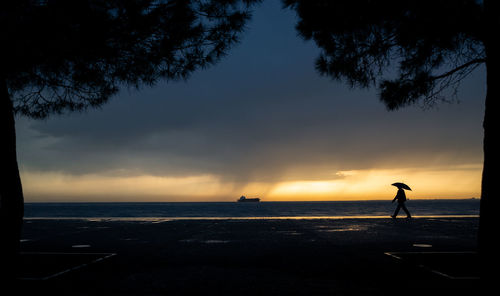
xmin=401 ymin=203 xmax=411 ymax=218
xmin=392 ymin=204 xmax=401 ymax=218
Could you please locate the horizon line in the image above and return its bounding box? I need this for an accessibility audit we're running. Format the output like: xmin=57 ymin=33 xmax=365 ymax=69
xmin=24 ymin=197 xmax=480 ymax=203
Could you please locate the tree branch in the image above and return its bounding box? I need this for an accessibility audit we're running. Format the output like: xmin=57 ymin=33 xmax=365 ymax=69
xmin=431 ymin=58 xmax=486 ymax=81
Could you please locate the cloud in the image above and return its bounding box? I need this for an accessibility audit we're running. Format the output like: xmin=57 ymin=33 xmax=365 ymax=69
xmin=17 ymin=74 xmax=483 ymax=185
xmin=15 ymin=0 xmax=485 ymax=198
xmin=21 ymin=165 xmax=482 ymax=202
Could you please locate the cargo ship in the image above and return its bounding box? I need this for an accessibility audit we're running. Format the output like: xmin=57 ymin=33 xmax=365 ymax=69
xmin=237 ymin=195 xmax=260 ymax=202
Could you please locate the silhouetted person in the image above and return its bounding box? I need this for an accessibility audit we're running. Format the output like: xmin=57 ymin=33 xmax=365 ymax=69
xmin=391 ymin=188 xmax=411 ymax=218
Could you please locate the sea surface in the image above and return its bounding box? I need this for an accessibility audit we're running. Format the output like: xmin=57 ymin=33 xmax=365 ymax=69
xmin=24 ymin=199 xmax=480 ymax=220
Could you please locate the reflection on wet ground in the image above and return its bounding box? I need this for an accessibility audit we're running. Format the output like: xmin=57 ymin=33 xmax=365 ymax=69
xmin=23 ymin=214 xmax=479 ymax=223
xmin=19 ymin=217 xmax=479 ymax=295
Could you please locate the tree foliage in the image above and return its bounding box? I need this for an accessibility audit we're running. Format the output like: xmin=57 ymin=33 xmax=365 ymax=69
xmin=284 ymin=0 xmax=500 ymax=276
xmin=1 ymin=0 xmax=259 ymax=118
xmin=284 ymin=0 xmax=486 ymax=110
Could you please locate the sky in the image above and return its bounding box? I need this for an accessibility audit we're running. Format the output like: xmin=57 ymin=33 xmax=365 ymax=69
xmin=16 ymin=0 xmax=485 ymax=202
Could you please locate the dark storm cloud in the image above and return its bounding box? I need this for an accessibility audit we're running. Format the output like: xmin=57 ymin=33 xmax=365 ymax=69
xmin=17 ymin=73 xmax=484 ymax=183
xmin=16 ymin=0 xmax=485 ymax=183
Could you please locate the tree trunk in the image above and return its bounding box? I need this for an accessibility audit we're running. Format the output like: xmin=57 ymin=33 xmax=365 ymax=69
xmin=480 ymin=0 xmax=500 ymax=282
xmin=0 ymin=77 xmax=24 ymax=281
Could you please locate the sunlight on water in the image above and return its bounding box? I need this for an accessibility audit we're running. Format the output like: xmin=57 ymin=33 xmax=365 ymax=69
xmin=23 ymin=200 xmax=480 ymax=221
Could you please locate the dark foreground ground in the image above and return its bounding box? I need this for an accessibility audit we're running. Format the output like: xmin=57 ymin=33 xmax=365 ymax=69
xmin=17 ymin=217 xmax=481 ymax=295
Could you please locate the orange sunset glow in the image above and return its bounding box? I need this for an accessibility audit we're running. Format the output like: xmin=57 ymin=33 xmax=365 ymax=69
xmin=21 ymin=164 xmax=481 ymax=202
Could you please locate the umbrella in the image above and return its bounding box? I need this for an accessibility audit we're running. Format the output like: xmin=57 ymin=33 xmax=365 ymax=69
xmin=392 ymin=182 xmax=412 ymax=191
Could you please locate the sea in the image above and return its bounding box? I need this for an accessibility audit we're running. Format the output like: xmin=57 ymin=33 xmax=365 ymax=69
xmin=24 ymin=199 xmax=480 ymax=220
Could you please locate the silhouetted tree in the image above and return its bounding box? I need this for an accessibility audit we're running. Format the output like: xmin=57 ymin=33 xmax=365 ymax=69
xmin=0 ymin=0 xmax=258 ymax=279
xmin=284 ymin=0 xmax=498 ymax=276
